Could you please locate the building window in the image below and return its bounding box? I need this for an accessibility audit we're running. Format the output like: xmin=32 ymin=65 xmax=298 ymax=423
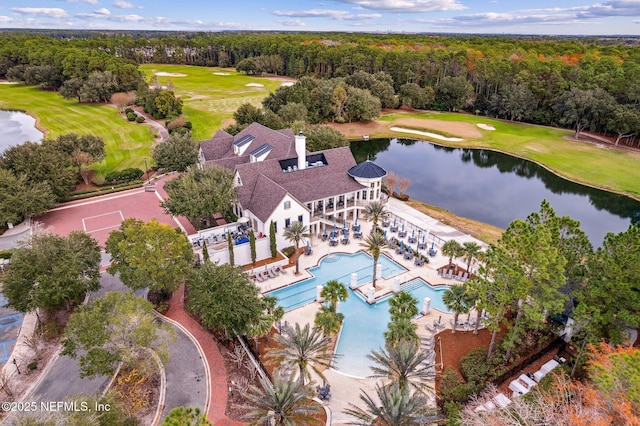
xmin=285 ymin=218 xmax=291 ymax=228
xmin=298 ymin=215 xmax=303 ymax=223
xmin=370 ymin=182 xmax=375 ymax=189
xmin=273 ymin=222 xmax=278 ymax=233
xmin=284 ymin=201 xmax=291 ymax=209
xmin=370 ymin=191 xmax=374 ymax=200
xmin=362 ymin=190 xmax=367 ymax=200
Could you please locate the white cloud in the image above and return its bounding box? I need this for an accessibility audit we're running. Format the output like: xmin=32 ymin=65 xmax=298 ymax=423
xmin=113 ymin=1 xmax=136 ymax=9
xmin=273 ymin=9 xmax=381 ymax=20
xmin=62 ymin=0 xmax=99 ymax=4
xmin=0 ymin=16 xmax=13 ymax=23
xmin=278 ymin=19 xmax=306 ymax=26
xmin=94 ymin=8 xmax=111 ymax=16
xmin=332 ymin=0 xmax=466 ymax=13
xmin=12 ymin=8 xmax=69 ymax=19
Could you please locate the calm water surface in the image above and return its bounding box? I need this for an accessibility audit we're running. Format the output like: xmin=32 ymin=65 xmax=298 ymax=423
xmin=0 ymin=110 xmax=43 ymax=152
xmin=351 ymin=139 xmax=640 ymax=245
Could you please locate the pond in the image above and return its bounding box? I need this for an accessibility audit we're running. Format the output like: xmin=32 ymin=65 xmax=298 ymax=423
xmin=351 ymin=138 xmax=640 ymax=246
xmin=0 ymin=110 xmax=43 ymax=152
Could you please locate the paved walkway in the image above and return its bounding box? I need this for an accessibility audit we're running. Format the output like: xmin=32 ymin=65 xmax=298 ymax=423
xmin=164 ymin=284 xmax=243 ymax=426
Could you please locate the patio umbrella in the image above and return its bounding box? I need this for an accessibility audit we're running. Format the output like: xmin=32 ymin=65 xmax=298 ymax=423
xmin=400 ymin=241 xmax=404 ymax=249
xmin=411 ymin=229 xmax=415 ymax=238
xmin=355 ymin=217 xmax=358 ymax=226
xmin=422 ymin=234 xmax=426 ymax=244
xmin=383 ymin=230 xmax=387 ymax=238
xmin=401 ymin=223 xmax=405 ymax=232
xmin=323 ymin=225 xmax=327 ymax=235
xmin=343 ymin=220 xmax=346 ymax=229
xmin=393 ymin=218 xmax=397 ymax=227
xmin=357 ymin=225 xmax=361 ymax=233
xmin=431 ymin=242 xmax=435 ymax=250
xmin=307 ymin=239 xmax=311 ymax=249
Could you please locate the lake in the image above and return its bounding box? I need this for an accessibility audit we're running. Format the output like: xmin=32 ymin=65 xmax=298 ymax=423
xmin=351 ymin=138 xmax=640 ymax=246
xmin=0 ymin=110 xmax=43 ymax=152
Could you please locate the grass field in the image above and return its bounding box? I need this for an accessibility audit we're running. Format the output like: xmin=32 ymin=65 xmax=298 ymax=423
xmin=0 ymin=84 xmax=153 ymax=176
xmin=0 ymin=65 xmax=286 ymax=176
xmin=139 ymin=64 xmax=285 ymax=140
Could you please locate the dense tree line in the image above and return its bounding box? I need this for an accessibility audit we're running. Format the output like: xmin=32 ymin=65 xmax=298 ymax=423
xmin=2 ymin=31 xmax=640 ymax=142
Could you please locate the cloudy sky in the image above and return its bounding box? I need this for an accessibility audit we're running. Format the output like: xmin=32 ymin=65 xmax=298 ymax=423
xmin=1 ymin=0 xmax=639 ymax=35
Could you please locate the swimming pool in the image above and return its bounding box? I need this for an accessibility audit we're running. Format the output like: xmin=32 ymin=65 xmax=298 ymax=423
xmin=266 ymin=252 xmax=406 ymax=311
xmin=334 ymin=277 xmax=451 ymax=378
xmin=266 ymin=252 xmax=452 ymax=378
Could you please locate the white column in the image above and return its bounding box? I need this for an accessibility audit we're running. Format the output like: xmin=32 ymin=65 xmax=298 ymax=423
xmin=316 ymin=285 xmax=323 ymax=302
xmin=393 ymin=277 xmax=400 ymax=293
xmin=422 ymin=297 xmax=431 ymax=315
xmin=350 ymin=273 xmax=358 ymax=289
xmin=367 ymin=286 xmax=375 ymax=304
xmin=336 ymin=300 xmax=341 ymax=314
xmin=376 ymin=262 xmax=382 ymax=280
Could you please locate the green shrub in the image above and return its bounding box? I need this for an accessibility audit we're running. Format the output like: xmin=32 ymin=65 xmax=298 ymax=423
xmin=282 ymin=246 xmax=296 ymax=258
xmin=443 ymin=401 xmax=463 ymax=426
xmin=126 ymin=111 xmax=136 ymax=121
xmin=27 ymin=361 xmax=38 ymax=371
xmin=439 ymin=367 xmax=469 ymax=403
xmin=135 ymin=115 xmax=145 ymax=123
xmin=124 ymin=107 xmax=134 ymax=114
xmin=0 ymin=249 xmax=14 ymax=259
xmin=460 ymin=347 xmax=504 ymax=387
xmin=105 ymin=168 xmax=144 ymax=183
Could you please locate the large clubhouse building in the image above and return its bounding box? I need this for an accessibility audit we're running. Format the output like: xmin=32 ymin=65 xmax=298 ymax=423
xmin=198 ymin=123 xmax=387 ymax=247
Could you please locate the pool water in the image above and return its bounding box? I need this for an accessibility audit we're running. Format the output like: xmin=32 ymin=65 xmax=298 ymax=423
xmin=334 ymin=277 xmax=451 ymax=378
xmin=267 ymin=252 xmax=452 ymax=378
xmin=266 ymin=252 xmax=406 ymax=311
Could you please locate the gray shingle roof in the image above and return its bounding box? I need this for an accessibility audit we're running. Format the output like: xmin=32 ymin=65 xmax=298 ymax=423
xmin=199 ymin=123 xmax=296 ymax=165
xmin=348 ymin=160 xmax=387 ymax=179
xmin=235 ymin=146 xmax=366 ymax=222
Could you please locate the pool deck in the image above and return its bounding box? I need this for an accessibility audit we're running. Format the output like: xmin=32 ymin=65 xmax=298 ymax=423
xmin=256 ymin=198 xmax=486 ymax=425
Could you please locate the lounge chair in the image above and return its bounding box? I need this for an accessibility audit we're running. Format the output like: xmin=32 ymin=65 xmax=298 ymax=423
xmin=425 ymin=323 xmax=435 ymax=332
xmin=329 ymin=239 xmax=338 ymax=246
xmin=255 ymin=273 xmax=266 ymax=282
xmin=267 ymin=269 xmax=278 ymax=279
xmin=305 ymin=247 xmax=313 ymax=255
xmin=276 ymin=265 xmax=287 ymax=274
xmin=341 ymin=238 xmax=349 ymax=245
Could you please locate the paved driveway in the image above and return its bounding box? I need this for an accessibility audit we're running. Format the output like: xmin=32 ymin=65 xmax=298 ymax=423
xmin=24 ymin=273 xmax=207 ymax=419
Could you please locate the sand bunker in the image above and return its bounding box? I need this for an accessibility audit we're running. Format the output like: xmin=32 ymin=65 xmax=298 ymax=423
xmin=246 ymin=83 xmax=264 ymax=87
xmin=390 ymin=126 xmax=464 ymax=142
xmin=477 ymin=123 xmax=496 ymax=131
xmin=154 ymin=72 xmax=187 ymax=77
xmin=214 ymin=72 xmax=230 ymax=76
xmin=0 ymin=81 xmax=18 ymax=84
xmin=280 ymin=81 xmax=295 ymax=87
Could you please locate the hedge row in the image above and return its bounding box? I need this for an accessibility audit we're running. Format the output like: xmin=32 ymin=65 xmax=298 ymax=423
xmin=104 ymin=168 xmax=144 ymax=183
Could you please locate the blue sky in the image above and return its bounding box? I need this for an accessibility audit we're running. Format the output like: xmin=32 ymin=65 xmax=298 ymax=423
xmin=1 ymin=0 xmax=639 ymax=35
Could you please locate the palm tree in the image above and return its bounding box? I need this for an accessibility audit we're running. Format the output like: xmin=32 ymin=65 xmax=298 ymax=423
xmin=388 ymin=291 xmax=419 ymax=320
xmin=462 ymin=241 xmax=482 ymax=273
xmin=442 ymin=239 xmax=463 ymax=273
xmin=384 ymin=316 xmax=418 ymax=346
xmin=267 ymin=322 xmax=336 ymax=385
xmin=360 ymin=232 xmax=388 ymax=288
xmin=320 ymin=279 xmax=348 ymax=312
xmin=442 ymin=283 xmax=474 ymax=333
xmin=283 ymin=221 xmax=310 ymax=275
xmin=344 ymin=381 xmax=429 ymax=426
xmin=363 ymin=200 xmax=388 ymax=232
xmin=314 ymin=306 xmax=344 ymax=337
xmin=368 ymin=340 xmax=436 ymax=395
xmin=243 ymin=372 xmax=322 ymax=426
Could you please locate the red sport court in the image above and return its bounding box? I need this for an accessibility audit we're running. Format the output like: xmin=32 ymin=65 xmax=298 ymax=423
xmin=36 ymin=174 xmax=196 ymax=247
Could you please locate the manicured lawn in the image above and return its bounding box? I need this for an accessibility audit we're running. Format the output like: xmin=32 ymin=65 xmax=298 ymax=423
xmin=376 ymin=111 xmax=640 ymax=199
xmin=139 ymin=64 xmax=284 ymax=140
xmin=0 ymin=84 xmax=154 ymax=176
